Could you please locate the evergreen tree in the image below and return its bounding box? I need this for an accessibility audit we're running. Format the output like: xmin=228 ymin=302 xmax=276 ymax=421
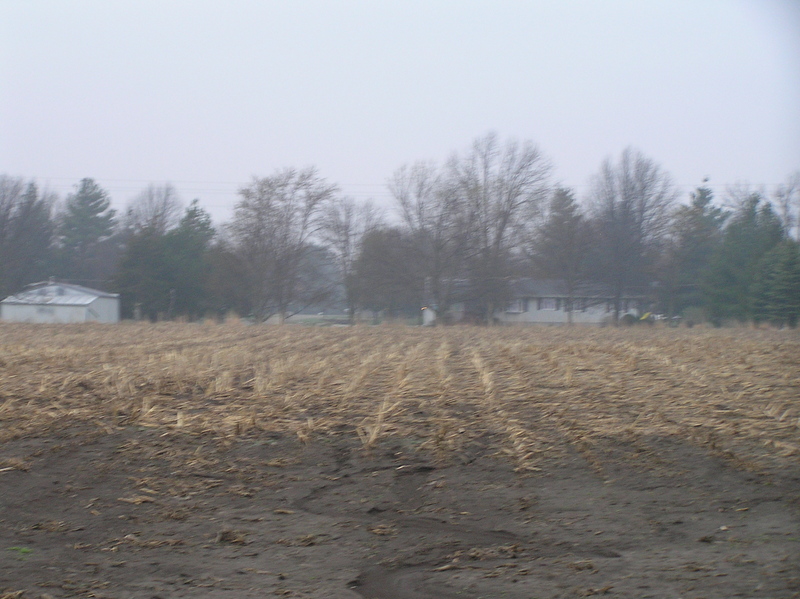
xmin=659 ymin=184 xmax=728 ymax=318
xmin=59 ymin=178 xmax=116 ymax=285
xmin=114 ymin=229 xmax=171 ymax=320
xmin=163 ymin=200 xmax=215 ymax=318
xmin=703 ymin=194 xmax=784 ymax=324
xmin=205 ymin=240 xmax=251 ymax=319
xmin=751 ymin=240 xmax=800 ymax=327
xmin=530 ymin=187 xmax=590 ymax=324
xmin=114 ymin=200 xmax=215 ymax=320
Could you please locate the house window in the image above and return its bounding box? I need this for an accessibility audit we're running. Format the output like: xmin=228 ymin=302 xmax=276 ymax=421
xmin=507 ymin=299 xmax=529 ymax=313
xmin=539 ymin=298 xmax=557 ymax=310
xmin=506 ymin=300 xmax=524 ymax=314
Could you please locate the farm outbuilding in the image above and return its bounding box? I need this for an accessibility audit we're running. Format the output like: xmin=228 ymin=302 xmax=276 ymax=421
xmin=0 ymin=281 xmax=120 ymax=324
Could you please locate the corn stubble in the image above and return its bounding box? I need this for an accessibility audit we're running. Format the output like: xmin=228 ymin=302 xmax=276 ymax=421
xmin=0 ymin=322 xmax=798 ymax=472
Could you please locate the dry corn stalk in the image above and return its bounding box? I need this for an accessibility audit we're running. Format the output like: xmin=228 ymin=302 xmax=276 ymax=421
xmin=0 ymin=322 xmax=796 ymax=472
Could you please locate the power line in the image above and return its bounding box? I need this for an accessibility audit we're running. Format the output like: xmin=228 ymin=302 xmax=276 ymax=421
xmin=27 ymin=175 xmax=797 ymax=189
xmin=13 ymin=174 xmax=798 ymax=213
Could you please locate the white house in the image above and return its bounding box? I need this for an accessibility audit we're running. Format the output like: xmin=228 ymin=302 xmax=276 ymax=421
xmin=1 ymin=281 xmax=120 ymax=323
xmin=425 ymin=278 xmax=643 ymax=325
xmin=496 ymin=279 xmax=642 ymax=325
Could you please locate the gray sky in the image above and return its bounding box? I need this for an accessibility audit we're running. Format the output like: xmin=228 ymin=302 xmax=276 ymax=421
xmin=2 ymin=0 xmax=799 ymax=224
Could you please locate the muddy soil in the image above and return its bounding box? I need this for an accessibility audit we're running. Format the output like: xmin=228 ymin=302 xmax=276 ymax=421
xmin=1 ymin=423 xmax=798 ymax=599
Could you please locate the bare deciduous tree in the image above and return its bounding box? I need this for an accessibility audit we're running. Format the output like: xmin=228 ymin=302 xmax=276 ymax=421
xmin=588 ymin=147 xmax=677 ymax=324
xmin=320 ymin=196 xmax=382 ymax=323
xmin=125 ymin=183 xmax=183 ymax=235
xmin=451 ymin=132 xmax=551 ymax=322
xmin=773 ymin=171 xmax=800 ymax=240
xmin=0 ymin=176 xmax=55 ymax=296
xmin=388 ymin=161 xmax=465 ymax=320
xmin=229 ymin=167 xmax=337 ymax=322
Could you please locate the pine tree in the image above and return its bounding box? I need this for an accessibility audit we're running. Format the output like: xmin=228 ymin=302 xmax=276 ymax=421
xmin=703 ymin=194 xmax=784 ymax=324
xmin=59 ymin=178 xmax=116 ymax=284
xmin=115 ymin=200 xmax=216 ymax=320
xmin=164 ymin=200 xmax=215 ymax=318
xmin=531 ymin=187 xmax=590 ymax=324
xmin=668 ymin=185 xmax=728 ymax=315
xmin=752 ymin=240 xmax=800 ymax=327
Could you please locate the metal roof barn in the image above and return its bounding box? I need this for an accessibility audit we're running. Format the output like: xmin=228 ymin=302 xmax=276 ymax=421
xmin=1 ymin=281 xmax=120 ymax=323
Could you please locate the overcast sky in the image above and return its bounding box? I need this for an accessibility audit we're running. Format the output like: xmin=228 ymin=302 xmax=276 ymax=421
xmin=2 ymin=0 xmax=799 ymax=224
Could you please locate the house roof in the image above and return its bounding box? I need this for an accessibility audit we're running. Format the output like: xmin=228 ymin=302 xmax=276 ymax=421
xmin=437 ymin=278 xmax=645 ymax=305
xmin=1 ymin=281 xmax=119 ymax=306
xmin=511 ymin=279 xmax=569 ymax=297
xmin=509 ymin=278 xmax=644 ymax=299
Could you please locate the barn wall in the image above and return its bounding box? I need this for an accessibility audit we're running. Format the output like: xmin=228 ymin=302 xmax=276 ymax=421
xmin=0 ymin=304 xmax=88 ymax=323
xmin=89 ymin=297 xmax=120 ymax=323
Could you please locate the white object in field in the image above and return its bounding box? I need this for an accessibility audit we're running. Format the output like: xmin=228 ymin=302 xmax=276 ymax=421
xmin=1 ymin=281 xmax=120 ymax=323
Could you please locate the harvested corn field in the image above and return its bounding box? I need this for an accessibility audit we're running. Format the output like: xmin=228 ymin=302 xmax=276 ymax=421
xmin=1 ymin=323 xmax=799 ymax=598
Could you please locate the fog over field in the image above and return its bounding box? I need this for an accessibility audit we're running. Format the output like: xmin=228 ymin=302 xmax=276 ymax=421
xmin=1 ymin=1 xmax=799 ymax=222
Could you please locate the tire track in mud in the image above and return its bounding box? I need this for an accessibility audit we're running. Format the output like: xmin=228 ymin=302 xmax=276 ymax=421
xmin=289 ymin=448 xmax=622 ymax=599
xmin=352 ymin=566 xmax=467 ymax=599
xmin=290 ymin=454 xmax=519 ymax=599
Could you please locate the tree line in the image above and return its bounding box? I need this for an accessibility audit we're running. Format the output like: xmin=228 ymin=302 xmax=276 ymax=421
xmin=2 ymin=133 xmax=799 ymax=326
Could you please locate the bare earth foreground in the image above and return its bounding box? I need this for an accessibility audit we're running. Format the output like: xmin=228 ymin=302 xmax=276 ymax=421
xmin=0 ymin=323 xmax=798 ymax=599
